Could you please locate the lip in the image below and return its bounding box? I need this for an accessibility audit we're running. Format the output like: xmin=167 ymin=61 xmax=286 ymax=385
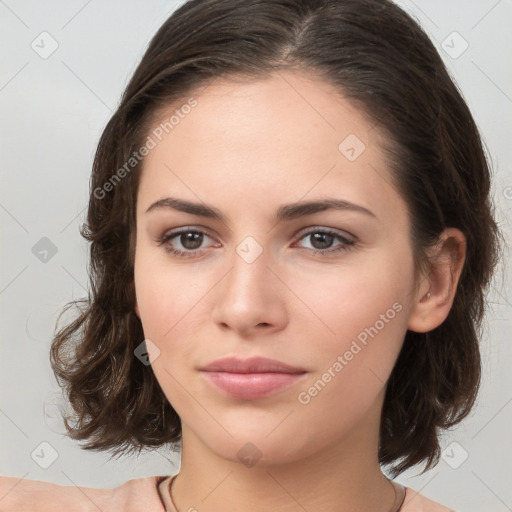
xmin=199 ymin=356 xmax=307 ymax=400
xmin=199 ymin=356 xmax=306 ymax=374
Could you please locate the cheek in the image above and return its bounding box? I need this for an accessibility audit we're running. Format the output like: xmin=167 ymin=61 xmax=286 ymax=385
xmin=289 ymin=259 xmax=411 ymax=439
xmin=133 ymin=252 xmax=220 ymax=399
xmin=133 ymin=258 xmax=199 ymax=397
xmin=297 ymin=253 xmax=411 ymax=330
xmin=290 ymin=251 xmax=413 ymax=377
xmin=134 ymin=247 xmax=204 ymax=338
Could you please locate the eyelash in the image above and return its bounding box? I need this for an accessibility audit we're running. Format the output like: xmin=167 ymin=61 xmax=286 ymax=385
xmin=156 ymin=227 xmax=356 ymax=258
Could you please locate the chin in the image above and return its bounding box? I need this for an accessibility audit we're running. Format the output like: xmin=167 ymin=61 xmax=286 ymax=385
xmin=200 ymin=426 xmax=315 ymax=468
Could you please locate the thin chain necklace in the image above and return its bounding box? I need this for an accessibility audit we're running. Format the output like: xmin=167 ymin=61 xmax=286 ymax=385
xmin=164 ymin=474 xmax=406 ymax=512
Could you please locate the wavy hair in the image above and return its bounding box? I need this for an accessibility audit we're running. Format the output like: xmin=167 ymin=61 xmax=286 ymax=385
xmin=50 ymin=0 xmax=503 ymax=477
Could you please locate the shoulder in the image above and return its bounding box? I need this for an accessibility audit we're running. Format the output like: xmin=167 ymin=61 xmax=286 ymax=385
xmin=402 ymin=486 xmax=456 ymax=512
xmin=0 ymin=474 xmax=169 ymax=512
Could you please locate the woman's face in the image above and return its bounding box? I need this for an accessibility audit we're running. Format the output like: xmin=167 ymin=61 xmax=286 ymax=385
xmin=133 ymin=71 xmax=424 ymax=465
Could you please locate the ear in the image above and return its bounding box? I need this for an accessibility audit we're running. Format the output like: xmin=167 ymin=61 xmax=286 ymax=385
xmin=407 ymin=228 xmax=466 ymax=333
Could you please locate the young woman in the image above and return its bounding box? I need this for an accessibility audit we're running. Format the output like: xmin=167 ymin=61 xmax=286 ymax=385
xmin=0 ymin=0 xmax=502 ymax=510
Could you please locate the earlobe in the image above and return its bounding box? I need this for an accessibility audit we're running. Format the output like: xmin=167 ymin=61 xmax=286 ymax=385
xmin=407 ymin=228 xmax=466 ymax=333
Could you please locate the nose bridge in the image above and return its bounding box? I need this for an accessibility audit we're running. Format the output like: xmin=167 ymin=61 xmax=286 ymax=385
xmin=211 ymin=236 xmax=286 ymax=332
xmin=224 ymin=238 xmax=274 ymax=306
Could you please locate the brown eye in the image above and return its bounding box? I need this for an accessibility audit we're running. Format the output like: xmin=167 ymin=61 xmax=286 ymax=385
xmin=295 ymin=228 xmax=356 ymax=256
xmin=177 ymin=231 xmax=204 ymax=250
xmin=157 ymin=228 xmax=216 ymax=257
xmin=309 ymin=232 xmax=335 ymax=250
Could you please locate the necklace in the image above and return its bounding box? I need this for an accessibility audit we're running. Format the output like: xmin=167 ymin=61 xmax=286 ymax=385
xmin=164 ymin=474 xmax=406 ymax=512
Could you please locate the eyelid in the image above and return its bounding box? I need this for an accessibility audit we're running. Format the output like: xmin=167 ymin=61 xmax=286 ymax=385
xmin=157 ymin=225 xmax=357 ymax=259
xmin=159 ymin=225 xmax=218 ymax=241
xmin=158 ymin=225 xmax=355 ymax=245
xmin=294 ymin=225 xmax=356 ymax=243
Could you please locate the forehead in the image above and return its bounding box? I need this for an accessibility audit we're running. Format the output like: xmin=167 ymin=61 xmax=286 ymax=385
xmin=147 ymin=71 xmax=374 ymax=159
xmin=137 ymin=70 xmax=405 ymax=224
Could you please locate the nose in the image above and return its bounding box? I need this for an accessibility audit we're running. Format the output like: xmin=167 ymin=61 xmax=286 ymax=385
xmin=211 ymin=244 xmax=288 ymax=337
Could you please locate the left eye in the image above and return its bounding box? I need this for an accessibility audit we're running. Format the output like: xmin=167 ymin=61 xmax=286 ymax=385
xmin=157 ymin=227 xmax=355 ymax=257
xmin=294 ymin=229 xmax=355 ymax=253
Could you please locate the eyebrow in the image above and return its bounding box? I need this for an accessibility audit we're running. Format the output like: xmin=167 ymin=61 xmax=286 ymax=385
xmin=145 ymin=197 xmax=377 ymax=221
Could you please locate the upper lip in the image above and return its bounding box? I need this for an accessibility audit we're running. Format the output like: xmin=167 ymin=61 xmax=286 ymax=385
xmin=199 ymin=356 xmax=306 ymax=374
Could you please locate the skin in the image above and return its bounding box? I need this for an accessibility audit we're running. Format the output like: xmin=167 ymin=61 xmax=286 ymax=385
xmin=133 ymin=70 xmax=466 ymax=512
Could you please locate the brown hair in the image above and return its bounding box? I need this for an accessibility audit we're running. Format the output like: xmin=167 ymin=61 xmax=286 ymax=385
xmin=50 ymin=0 xmax=502 ymax=477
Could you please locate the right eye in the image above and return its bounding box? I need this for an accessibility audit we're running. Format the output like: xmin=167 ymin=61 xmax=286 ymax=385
xmin=157 ymin=228 xmax=218 ymax=257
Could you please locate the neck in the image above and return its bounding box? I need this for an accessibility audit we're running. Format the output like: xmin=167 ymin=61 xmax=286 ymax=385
xmin=169 ymin=390 xmax=397 ymax=512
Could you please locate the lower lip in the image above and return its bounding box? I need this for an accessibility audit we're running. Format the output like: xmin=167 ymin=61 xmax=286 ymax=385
xmin=201 ymin=371 xmax=307 ymax=400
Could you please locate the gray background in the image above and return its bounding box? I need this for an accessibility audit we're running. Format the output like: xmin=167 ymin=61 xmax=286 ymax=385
xmin=1 ymin=1 xmax=511 ymax=510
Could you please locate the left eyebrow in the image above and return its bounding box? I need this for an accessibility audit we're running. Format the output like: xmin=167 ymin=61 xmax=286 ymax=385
xmin=275 ymin=198 xmax=377 ymax=220
xmin=145 ymin=197 xmax=377 ymax=221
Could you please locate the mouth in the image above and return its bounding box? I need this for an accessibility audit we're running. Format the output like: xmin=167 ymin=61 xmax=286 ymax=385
xmin=199 ymin=356 xmax=308 ymax=400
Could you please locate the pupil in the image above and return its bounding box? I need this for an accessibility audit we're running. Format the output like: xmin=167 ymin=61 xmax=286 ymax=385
xmin=182 ymin=232 xmax=202 ymax=249
xmin=311 ymin=233 xmax=333 ymax=249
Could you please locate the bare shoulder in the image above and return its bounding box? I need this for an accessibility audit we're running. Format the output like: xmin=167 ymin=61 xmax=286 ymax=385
xmin=402 ymin=486 xmax=457 ymax=512
xmin=0 ymin=474 xmax=168 ymax=512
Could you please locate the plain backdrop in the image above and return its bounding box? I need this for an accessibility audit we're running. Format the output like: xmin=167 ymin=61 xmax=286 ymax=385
xmin=1 ymin=1 xmax=511 ymax=511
